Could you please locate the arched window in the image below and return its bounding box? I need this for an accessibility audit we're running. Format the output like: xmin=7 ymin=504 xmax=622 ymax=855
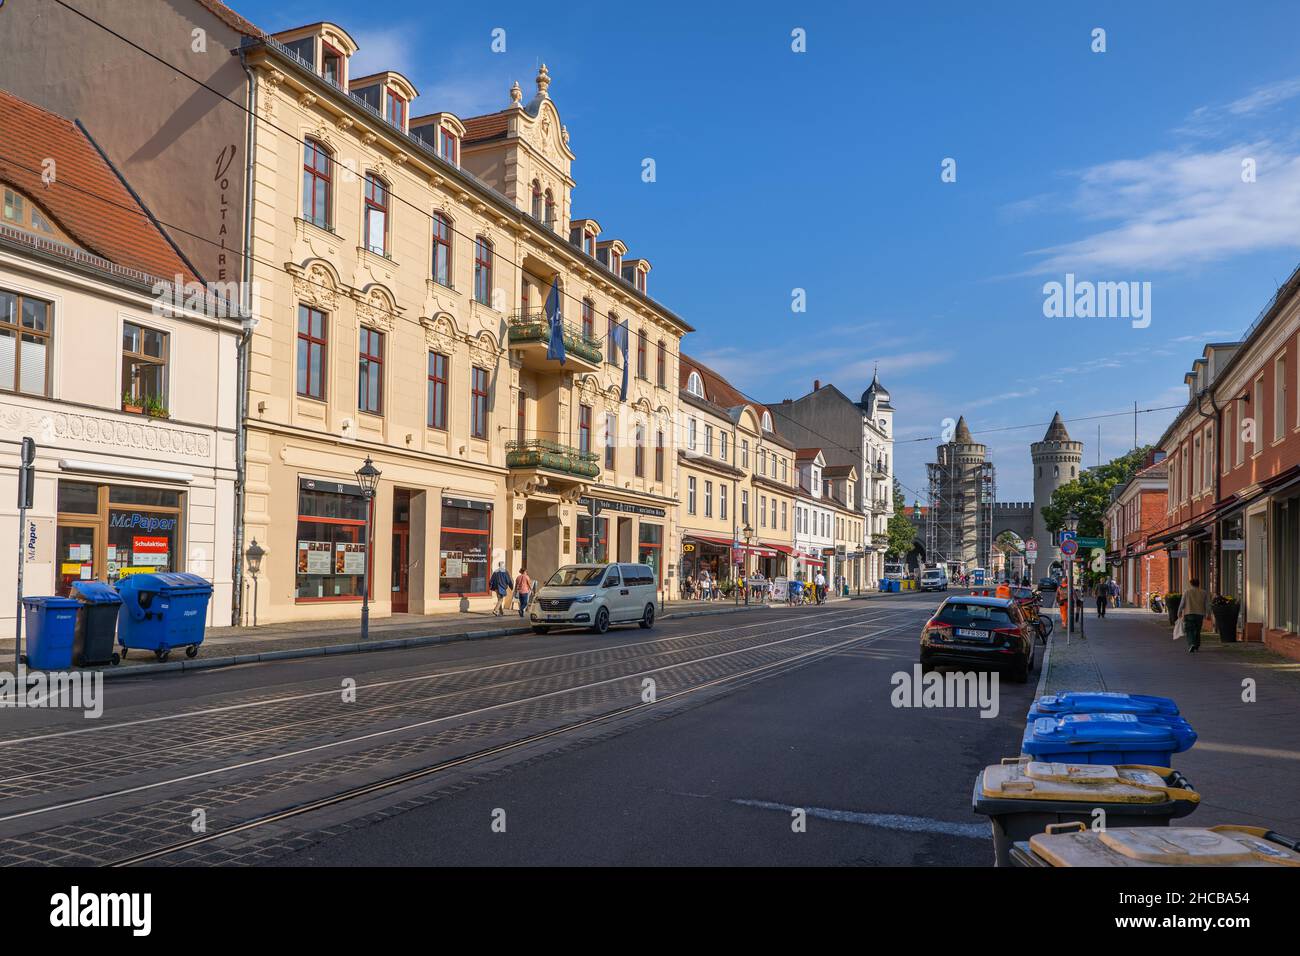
xmin=1053 ymin=465 xmax=1060 ymax=479
xmin=431 ymin=212 xmax=452 ymax=286
xmin=364 ymin=173 xmax=388 ymax=255
xmin=687 ymin=371 xmax=704 ymax=397
xmin=761 ymin=410 xmax=773 ymax=431
xmin=531 ymin=180 xmax=543 ymax=220
xmin=302 ymin=139 xmax=332 ymax=228
xmin=544 ymin=189 xmax=555 ymax=229
xmin=473 ymin=236 xmax=493 ymax=305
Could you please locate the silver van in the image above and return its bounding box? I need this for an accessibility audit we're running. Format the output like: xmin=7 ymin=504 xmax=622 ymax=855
xmin=529 ymin=563 xmax=659 ymax=634
xmin=919 ymin=567 xmax=949 ymax=592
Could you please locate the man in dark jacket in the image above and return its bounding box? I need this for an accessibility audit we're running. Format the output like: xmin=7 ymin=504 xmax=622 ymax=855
xmin=489 ymin=562 xmax=512 ymax=616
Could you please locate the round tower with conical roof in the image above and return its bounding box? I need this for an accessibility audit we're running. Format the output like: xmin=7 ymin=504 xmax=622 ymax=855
xmin=1030 ymin=411 xmax=1084 ymax=572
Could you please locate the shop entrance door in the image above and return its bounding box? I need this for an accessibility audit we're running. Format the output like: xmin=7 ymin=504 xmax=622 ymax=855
xmin=55 ymin=523 xmax=97 ymax=597
xmin=392 ymin=490 xmax=411 ymax=613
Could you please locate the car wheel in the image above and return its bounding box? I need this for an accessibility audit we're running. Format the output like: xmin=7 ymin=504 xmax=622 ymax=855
xmin=592 ymin=606 xmax=610 ymax=634
xmin=531 ymin=625 xmax=550 ymax=635
xmin=639 ymin=603 xmax=655 ymax=629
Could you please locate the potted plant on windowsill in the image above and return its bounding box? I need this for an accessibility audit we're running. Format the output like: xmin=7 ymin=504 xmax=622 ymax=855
xmin=144 ymin=395 xmax=169 ymax=420
xmin=122 ymin=391 xmax=144 ymax=415
xmin=1211 ymin=594 xmax=1240 ymax=642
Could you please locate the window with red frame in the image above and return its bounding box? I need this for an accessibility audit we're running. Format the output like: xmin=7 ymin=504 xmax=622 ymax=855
xmin=635 ymin=424 xmax=645 ymax=477
xmin=582 ymin=299 xmax=594 ymax=341
xmin=364 ymin=174 xmax=388 ymax=255
xmin=439 ymin=128 xmax=459 ymax=165
xmin=385 ymin=91 xmax=406 ymax=129
xmin=657 ymin=340 xmax=666 ymax=387
xmin=636 ymin=329 xmax=647 ymax=378
xmin=427 ymin=350 xmax=448 ymax=429
xmin=296 ymin=304 xmax=327 ymax=400
xmin=432 ymin=213 xmax=452 ymax=286
xmin=321 ymin=43 xmax=343 ymax=87
xmin=531 ymin=180 xmax=543 ymax=220
xmin=579 ymin=404 xmax=592 ymax=454
xmin=655 ymin=430 xmax=664 ymax=481
xmin=517 ymin=389 xmax=527 ymax=439
xmin=302 ymin=139 xmax=331 ymax=228
xmin=473 ymin=236 xmax=492 ymax=305
xmin=471 ymin=366 xmax=489 ymax=439
xmin=358 ymin=326 xmax=384 ymax=414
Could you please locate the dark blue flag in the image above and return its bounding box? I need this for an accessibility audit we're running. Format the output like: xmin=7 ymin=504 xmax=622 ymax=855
xmin=611 ymin=319 xmax=630 ymax=400
xmin=544 ymin=277 xmax=565 ymax=365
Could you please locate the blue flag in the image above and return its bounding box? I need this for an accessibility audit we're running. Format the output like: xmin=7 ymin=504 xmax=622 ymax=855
xmin=611 ymin=319 xmax=630 ymax=401
xmin=544 ymin=277 xmax=565 ymax=365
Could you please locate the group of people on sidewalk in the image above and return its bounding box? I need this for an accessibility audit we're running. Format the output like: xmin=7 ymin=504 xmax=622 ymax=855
xmin=488 ymin=563 xmax=533 ymax=619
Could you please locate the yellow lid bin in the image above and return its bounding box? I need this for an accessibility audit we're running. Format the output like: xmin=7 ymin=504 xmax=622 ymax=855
xmin=1018 ymin=823 xmax=1300 ymax=867
xmin=973 ymin=759 xmax=1200 ymax=867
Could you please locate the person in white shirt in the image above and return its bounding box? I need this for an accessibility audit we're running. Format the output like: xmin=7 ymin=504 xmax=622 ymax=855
xmin=814 ymin=570 xmax=827 ymax=604
xmin=698 ymin=568 xmax=711 ymax=602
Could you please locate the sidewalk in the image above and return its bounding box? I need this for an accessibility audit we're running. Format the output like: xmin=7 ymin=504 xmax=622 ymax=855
xmin=0 ymin=591 xmax=880 ymax=677
xmin=1039 ymin=605 xmax=1300 ymax=833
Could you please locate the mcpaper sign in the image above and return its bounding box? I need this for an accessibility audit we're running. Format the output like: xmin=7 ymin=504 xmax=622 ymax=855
xmin=109 ymin=512 xmax=177 ymax=533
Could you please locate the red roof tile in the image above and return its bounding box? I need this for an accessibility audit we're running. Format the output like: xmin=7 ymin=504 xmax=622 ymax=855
xmin=461 ymin=111 xmax=510 ymax=143
xmin=0 ymin=90 xmax=199 ymax=284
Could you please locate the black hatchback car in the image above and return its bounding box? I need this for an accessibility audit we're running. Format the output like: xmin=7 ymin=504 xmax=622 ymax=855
xmin=919 ymin=595 xmax=1036 ymax=683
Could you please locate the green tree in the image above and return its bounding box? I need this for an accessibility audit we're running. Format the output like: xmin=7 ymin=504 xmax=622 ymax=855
xmin=1041 ymin=445 xmax=1153 ymax=541
xmin=885 ymin=479 xmax=918 ymax=558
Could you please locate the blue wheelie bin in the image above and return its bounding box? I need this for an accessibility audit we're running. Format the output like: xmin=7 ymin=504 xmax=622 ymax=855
xmin=1029 ymin=691 xmax=1180 ymax=722
xmin=116 ymin=572 xmax=214 ymax=662
xmin=21 ymin=596 xmax=80 ymax=670
xmin=1022 ymin=712 xmax=1197 ymax=766
xmin=70 ymin=581 xmax=123 ymax=667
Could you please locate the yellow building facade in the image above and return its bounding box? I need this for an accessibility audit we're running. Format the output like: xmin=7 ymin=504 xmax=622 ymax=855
xmin=240 ymin=25 xmax=688 ymax=624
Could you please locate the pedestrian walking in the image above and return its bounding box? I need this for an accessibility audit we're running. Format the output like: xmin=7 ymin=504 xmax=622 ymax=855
xmin=514 ymin=566 xmax=533 ymax=619
xmin=814 ymin=570 xmax=827 ymax=604
xmin=1096 ymin=578 xmax=1109 ymax=618
xmin=1178 ymin=576 xmax=1209 ymax=653
xmin=489 ymin=562 xmax=512 ymax=616
xmin=698 ymin=567 xmax=712 ymax=602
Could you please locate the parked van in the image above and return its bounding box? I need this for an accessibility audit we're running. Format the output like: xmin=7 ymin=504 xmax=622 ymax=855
xmin=529 ymin=563 xmax=658 ymax=634
xmin=883 ymin=562 xmax=905 ymax=580
xmin=919 ymin=567 xmax=949 ymax=592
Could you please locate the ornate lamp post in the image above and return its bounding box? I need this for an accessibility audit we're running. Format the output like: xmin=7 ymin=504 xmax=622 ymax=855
xmin=742 ymin=522 xmax=755 ymax=605
xmin=355 ymin=456 xmax=381 ymax=641
xmin=244 ymin=538 xmax=265 ymax=627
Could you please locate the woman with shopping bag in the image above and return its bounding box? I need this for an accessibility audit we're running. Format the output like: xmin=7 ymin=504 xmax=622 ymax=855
xmin=1176 ymin=577 xmax=1209 ymax=652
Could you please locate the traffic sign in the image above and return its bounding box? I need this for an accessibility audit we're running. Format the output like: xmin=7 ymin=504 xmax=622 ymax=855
xmin=1025 ymin=538 xmax=1037 ymax=551
xmin=1060 ymin=539 xmax=1079 ymax=557
xmin=1078 ymin=536 xmax=1106 ymax=549
xmin=1059 ymin=530 xmax=1077 ymax=543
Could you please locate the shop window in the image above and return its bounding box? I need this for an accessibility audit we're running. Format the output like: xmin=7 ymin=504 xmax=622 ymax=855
xmin=577 ymin=515 xmax=608 ymax=564
xmin=440 ymin=498 xmax=491 ymax=596
xmin=296 ymin=479 xmax=370 ymax=601
xmin=297 ymin=305 xmax=328 ymax=400
xmin=638 ymin=523 xmax=662 ymax=582
xmin=121 ymin=321 xmax=168 ymax=409
xmin=0 ymin=288 xmax=51 ymax=397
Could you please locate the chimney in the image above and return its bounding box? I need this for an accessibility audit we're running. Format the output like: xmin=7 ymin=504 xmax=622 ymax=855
xmin=813 ymin=379 xmax=820 ymax=391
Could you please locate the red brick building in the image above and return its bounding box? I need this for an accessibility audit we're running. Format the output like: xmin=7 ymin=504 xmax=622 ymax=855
xmin=1104 ymin=456 xmax=1168 ymax=608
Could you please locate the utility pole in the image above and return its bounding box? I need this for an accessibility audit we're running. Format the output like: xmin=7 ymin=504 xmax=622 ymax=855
xmin=14 ymin=437 xmax=35 ymax=674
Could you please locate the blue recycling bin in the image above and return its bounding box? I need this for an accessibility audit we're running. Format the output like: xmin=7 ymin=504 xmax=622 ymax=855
xmin=115 ymin=572 xmax=213 ymax=661
xmin=1029 ymin=692 xmax=1181 ymax=722
xmin=21 ymin=596 xmax=80 ymax=670
xmin=1022 ymin=712 xmax=1197 ymax=766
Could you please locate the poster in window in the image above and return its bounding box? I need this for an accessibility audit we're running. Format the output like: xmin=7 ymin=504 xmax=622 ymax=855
xmin=335 ymin=541 xmax=367 ymax=575
xmin=133 ymin=535 xmax=170 ymax=567
xmin=297 ymin=540 xmax=332 ymax=575
xmin=441 ymin=550 xmax=465 ymax=579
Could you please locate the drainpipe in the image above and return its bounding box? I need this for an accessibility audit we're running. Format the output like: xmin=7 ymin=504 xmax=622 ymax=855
xmin=231 ymin=49 xmax=258 ymax=626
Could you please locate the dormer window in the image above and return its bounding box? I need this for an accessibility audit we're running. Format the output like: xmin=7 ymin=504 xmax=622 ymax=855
xmin=354 ymin=85 xmax=381 ymax=111
xmin=321 ymin=43 xmax=344 ymax=87
xmin=761 ymin=410 xmax=772 ymax=431
xmin=2 ymin=187 xmax=74 ymax=245
xmin=610 ymin=250 xmax=622 ymax=273
xmin=687 ymin=371 xmax=704 ymax=397
xmin=439 ymin=127 xmax=459 ymax=165
xmin=386 ymin=91 xmax=407 ymax=130
xmin=584 ymin=231 xmax=595 ymax=256
xmin=283 ymin=35 xmax=315 ymax=67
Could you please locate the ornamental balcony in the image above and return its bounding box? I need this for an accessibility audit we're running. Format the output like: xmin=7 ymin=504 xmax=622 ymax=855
xmin=505 ymin=438 xmax=600 ymax=497
xmin=507 ymin=309 xmax=603 ymax=372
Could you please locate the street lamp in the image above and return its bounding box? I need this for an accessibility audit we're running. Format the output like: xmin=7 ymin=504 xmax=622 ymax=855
xmin=1063 ymin=510 xmax=1079 ymax=643
xmin=742 ymin=522 xmax=755 ymax=605
xmin=355 ymin=456 xmax=381 ymax=641
xmin=244 ymin=538 xmax=265 ymax=627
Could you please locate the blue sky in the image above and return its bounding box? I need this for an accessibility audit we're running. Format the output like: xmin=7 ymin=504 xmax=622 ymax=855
xmin=240 ymin=0 xmax=1300 ymax=502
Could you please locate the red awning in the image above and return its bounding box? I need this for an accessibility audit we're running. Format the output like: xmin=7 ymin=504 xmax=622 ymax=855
xmin=760 ymin=542 xmax=795 ymax=555
xmin=684 ymin=534 xmax=736 ymax=549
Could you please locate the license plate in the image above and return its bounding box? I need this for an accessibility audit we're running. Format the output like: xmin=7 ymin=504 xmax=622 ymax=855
xmin=546 ymin=614 xmax=562 ymax=621
xmin=955 ymin=628 xmax=990 ymax=640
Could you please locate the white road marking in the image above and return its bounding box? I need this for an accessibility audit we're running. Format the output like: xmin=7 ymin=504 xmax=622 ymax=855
xmin=732 ymin=798 xmax=989 ymax=839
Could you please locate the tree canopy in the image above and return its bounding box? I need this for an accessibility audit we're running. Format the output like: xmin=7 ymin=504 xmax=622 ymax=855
xmin=885 ymin=479 xmax=918 ymax=558
xmin=1040 ymin=445 xmax=1154 ymax=541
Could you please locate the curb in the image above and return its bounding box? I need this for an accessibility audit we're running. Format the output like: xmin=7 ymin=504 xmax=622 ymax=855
xmin=84 ymin=595 xmax=853 ymax=679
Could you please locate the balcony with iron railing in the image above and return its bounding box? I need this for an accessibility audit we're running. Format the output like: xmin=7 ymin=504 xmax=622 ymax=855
xmin=505 ymin=439 xmax=601 ymax=488
xmin=507 ymin=309 xmax=604 ymax=370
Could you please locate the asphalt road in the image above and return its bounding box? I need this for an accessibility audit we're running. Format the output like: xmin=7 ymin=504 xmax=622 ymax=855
xmin=0 ymin=591 xmax=1036 ymax=867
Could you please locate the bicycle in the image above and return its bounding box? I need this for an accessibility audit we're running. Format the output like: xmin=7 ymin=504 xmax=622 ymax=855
xmin=1035 ymin=612 xmax=1053 ymax=644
